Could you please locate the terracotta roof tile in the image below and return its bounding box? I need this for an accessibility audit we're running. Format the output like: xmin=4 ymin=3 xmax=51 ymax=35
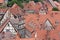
xmin=24 ymin=1 xmax=42 ymax=11
xmin=0 ymin=0 xmax=4 ymax=3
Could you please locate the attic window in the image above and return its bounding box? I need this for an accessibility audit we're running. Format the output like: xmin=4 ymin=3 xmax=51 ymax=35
xmin=39 ymin=9 xmax=46 ymax=15
xmin=0 ymin=3 xmax=2 ymax=6
xmin=55 ymin=20 xmax=60 ymax=25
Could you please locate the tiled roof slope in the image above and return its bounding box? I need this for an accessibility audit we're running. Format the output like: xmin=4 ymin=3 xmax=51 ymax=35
xmin=24 ymin=1 xmax=42 ymax=12
xmin=10 ymin=4 xmax=23 ymax=15
xmin=0 ymin=1 xmax=60 ymax=40
xmin=0 ymin=0 xmax=4 ymax=3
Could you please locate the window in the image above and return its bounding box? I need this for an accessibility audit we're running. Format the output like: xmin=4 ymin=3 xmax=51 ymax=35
xmin=55 ymin=20 xmax=60 ymax=25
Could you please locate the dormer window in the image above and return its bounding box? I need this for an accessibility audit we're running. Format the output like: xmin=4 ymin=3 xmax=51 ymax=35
xmin=25 ymin=10 xmax=34 ymax=13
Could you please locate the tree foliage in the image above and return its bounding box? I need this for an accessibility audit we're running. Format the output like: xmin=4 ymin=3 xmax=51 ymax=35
xmin=7 ymin=0 xmax=30 ymax=8
xmin=52 ymin=7 xmax=59 ymax=11
xmin=7 ymin=0 xmax=43 ymax=8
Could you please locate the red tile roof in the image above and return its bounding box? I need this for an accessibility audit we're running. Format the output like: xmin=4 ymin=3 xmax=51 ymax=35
xmin=24 ymin=1 xmax=42 ymax=12
xmin=10 ymin=4 xmax=22 ymax=15
xmin=0 ymin=0 xmax=4 ymax=3
xmin=0 ymin=8 xmax=8 ymax=13
xmin=0 ymin=1 xmax=60 ymax=40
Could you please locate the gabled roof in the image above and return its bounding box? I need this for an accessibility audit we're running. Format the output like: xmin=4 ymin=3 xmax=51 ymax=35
xmin=44 ymin=1 xmax=53 ymax=11
xmin=24 ymin=1 xmax=35 ymax=10
xmin=10 ymin=4 xmax=22 ymax=15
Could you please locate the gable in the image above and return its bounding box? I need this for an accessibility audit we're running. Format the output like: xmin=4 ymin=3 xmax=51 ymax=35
xmin=44 ymin=20 xmax=54 ymax=31
xmin=3 ymin=22 xmax=17 ymax=34
xmin=1 ymin=10 xmax=10 ymax=25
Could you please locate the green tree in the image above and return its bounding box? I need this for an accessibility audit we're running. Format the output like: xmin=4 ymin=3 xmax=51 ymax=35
xmin=34 ymin=0 xmax=43 ymax=3
xmin=7 ymin=1 xmax=14 ymax=7
xmin=52 ymin=7 xmax=59 ymax=11
xmin=7 ymin=0 xmax=30 ymax=8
